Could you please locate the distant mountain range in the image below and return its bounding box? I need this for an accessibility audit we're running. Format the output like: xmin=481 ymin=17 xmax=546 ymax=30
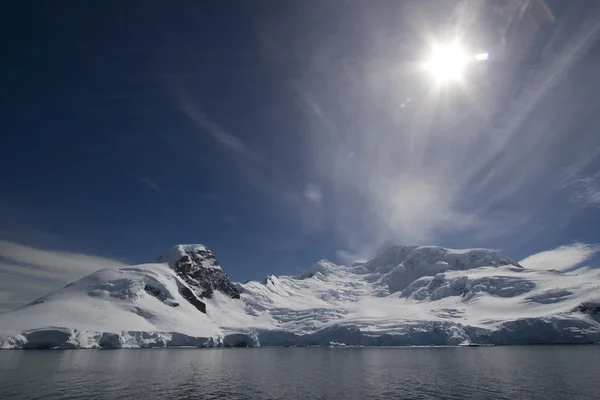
xmin=1 ymin=244 xmax=599 ymax=349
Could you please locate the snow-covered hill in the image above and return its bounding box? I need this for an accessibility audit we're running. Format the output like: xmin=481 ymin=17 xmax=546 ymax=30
xmin=1 ymin=244 xmax=599 ymax=349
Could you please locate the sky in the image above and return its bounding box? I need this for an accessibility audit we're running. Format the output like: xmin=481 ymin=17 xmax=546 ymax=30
xmin=2 ymin=0 xmax=600 ymax=312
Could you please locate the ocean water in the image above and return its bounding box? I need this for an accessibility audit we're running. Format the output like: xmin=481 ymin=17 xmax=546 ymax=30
xmin=1 ymin=346 xmax=599 ymax=399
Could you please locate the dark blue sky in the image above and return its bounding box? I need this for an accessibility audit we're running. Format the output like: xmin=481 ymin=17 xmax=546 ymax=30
xmin=2 ymin=0 xmax=600 ymax=284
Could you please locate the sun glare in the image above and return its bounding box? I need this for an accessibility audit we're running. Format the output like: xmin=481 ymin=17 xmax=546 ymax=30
xmin=475 ymin=52 xmax=489 ymax=61
xmin=425 ymin=42 xmax=469 ymax=82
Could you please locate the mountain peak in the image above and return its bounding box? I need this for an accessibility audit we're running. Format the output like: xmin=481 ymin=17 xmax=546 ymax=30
xmin=2 ymin=242 xmax=600 ymax=349
xmin=365 ymin=245 xmax=519 ymax=273
xmin=157 ymin=244 xmax=240 ymax=302
xmin=295 ymin=259 xmax=338 ymax=280
xmin=157 ymin=244 xmax=221 ymax=271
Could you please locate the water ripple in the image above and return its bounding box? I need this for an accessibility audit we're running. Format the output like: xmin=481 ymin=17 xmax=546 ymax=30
xmin=1 ymin=347 xmax=599 ymax=399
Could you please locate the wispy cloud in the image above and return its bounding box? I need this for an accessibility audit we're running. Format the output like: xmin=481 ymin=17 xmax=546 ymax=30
xmin=519 ymin=242 xmax=600 ymax=272
xmin=0 ymin=227 xmax=66 ymax=249
xmin=335 ymin=250 xmax=368 ymax=265
xmin=563 ymin=170 xmax=600 ymax=208
xmin=141 ymin=177 xmax=161 ymax=192
xmin=168 ymin=78 xmax=330 ymax=232
xmin=170 ymin=80 xmax=253 ymax=156
xmin=0 ymin=240 xmax=127 ymax=313
xmin=167 ymin=78 xmax=289 ymax=202
xmin=0 ymin=241 xmax=126 ymax=274
xmin=303 ymin=183 xmax=323 ymax=206
xmin=276 ymin=0 xmax=600 ymax=255
xmin=159 ymin=1 xmax=600 ymax=263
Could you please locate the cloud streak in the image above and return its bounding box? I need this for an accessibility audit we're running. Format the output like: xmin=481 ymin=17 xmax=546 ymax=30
xmin=167 ymin=77 xmax=291 ymax=201
xmin=0 ymin=240 xmax=127 ymax=313
xmin=562 ymin=168 xmax=600 ymax=208
xmin=170 ymin=79 xmax=253 ymax=156
xmin=141 ymin=177 xmax=161 ymax=192
xmin=168 ymin=77 xmax=330 ymax=235
xmin=519 ymin=243 xmax=600 ymax=272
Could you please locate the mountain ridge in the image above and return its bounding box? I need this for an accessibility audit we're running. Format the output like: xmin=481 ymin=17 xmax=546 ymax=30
xmin=1 ymin=243 xmax=599 ymax=349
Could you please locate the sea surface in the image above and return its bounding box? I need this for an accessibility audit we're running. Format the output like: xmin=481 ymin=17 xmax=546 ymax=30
xmin=1 ymin=346 xmax=599 ymax=399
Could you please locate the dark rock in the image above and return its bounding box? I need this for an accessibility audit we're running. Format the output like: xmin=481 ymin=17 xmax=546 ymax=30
xmin=180 ymin=286 xmax=206 ymax=314
xmin=144 ymin=284 xmax=161 ymax=297
xmin=156 ymin=245 xmax=242 ymax=314
xmin=143 ymin=284 xmax=182 ymax=309
xmin=29 ymin=298 xmax=48 ymax=306
xmin=171 ymin=247 xmax=241 ymax=300
xmin=577 ymin=302 xmax=600 ymax=315
xmin=144 ymin=284 xmax=170 ymax=302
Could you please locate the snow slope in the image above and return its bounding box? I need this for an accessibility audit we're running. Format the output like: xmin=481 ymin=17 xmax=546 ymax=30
xmin=1 ymin=245 xmax=599 ymax=348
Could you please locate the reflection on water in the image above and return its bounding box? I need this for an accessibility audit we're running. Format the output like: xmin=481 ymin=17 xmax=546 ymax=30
xmin=1 ymin=346 xmax=599 ymax=399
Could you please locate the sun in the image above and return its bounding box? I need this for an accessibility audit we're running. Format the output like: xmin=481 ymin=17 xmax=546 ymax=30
xmin=425 ymin=42 xmax=469 ymax=82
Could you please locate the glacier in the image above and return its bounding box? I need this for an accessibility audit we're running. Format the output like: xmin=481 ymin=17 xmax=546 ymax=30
xmin=1 ymin=244 xmax=599 ymax=349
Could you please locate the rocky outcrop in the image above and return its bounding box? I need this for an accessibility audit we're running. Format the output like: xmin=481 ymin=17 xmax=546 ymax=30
xmin=176 ymin=260 xmax=241 ymax=299
xmin=160 ymin=245 xmax=241 ymax=300
xmin=576 ymin=302 xmax=600 ymax=315
xmin=155 ymin=245 xmax=242 ymax=314
xmin=144 ymin=284 xmax=166 ymax=300
xmin=144 ymin=284 xmax=179 ymax=307
xmin=179 ymin=287 xmax=206 ymax=314
xmin=4 ymin=243 xmax=600 ymax=349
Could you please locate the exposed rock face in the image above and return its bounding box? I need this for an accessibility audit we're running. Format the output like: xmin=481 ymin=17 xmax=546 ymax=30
xmin=179 ymin=286 xmax=206 ymax=314
xmin=144 ymin=284 xmax=167 ymax=300
xmin=176 ymin=258 xmax=241 ymax=299
xmin=144 ymin=284 xmax=179 ymax=307
xmin=577 ymin=302 xmax=600 ymax=315
xmin=159 ymin=245 xmax=241 ymax=300
xmin=4 ymin=243 xmax=600 ymax=349
xmin=155 ymin=245 xmax=241 ymax=314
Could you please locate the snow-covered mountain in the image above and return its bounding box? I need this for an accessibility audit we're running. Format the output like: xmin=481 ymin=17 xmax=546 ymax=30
xmin=1 ymin=244 xmax=599 ymax=349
